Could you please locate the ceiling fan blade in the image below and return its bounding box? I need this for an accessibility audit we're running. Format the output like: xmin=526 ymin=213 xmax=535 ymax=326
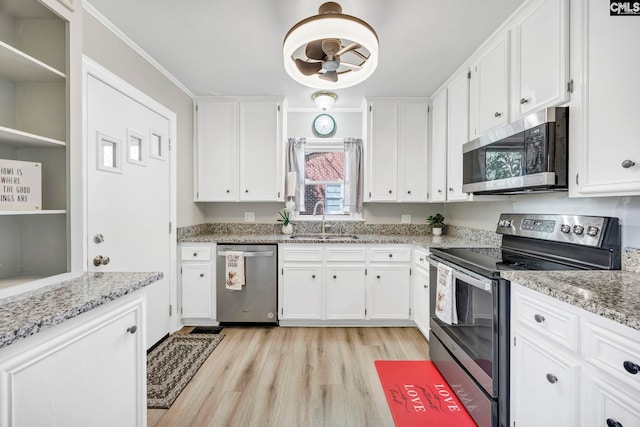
xmin=295 ymin=59 xmax=323 ymax=76
xmin=305 ymin=40 xmax=325 ymax=60
xmin=341 ymin=61 xmax=362 ymax=70
xmin=319 ymin=70 xmax=338 ymax=82
xmin=336 ymin=42 xmax=361 ymax=56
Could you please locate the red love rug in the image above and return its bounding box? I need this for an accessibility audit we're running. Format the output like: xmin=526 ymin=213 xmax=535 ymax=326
xmin=375 ymin=360 xmax=477 ymax=427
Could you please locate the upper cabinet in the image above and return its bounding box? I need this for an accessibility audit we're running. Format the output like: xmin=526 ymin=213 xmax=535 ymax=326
xmin=469 ymin=33 xmax=510 ymax=138
xmin=0 ymin=0 xmax=81 ymax=289
xmin=569 ymin=0 xmax=640 ymax=197
xmin=366 ymin=98 xmax=429 ymax=202
xmin=511 ymin=0 xmax=569 ymax=118
xmin=429 ymin=90 xmax=447 ymax=202
xmin=195 ymin=97 xmax=284 ymax=202
xmin=447 ymin=69 xmax=473 ymax=202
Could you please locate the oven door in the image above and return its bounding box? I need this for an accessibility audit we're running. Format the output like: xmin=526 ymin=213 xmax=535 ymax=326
xmin=428 ymin=256 xmax=498 ymax=397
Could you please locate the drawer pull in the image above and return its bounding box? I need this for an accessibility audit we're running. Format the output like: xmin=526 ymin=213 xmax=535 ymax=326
xmin=534 ymin=314 xmax=545 ymax=323
xmin=388 ymin=254 xmax=393 ymax=258
xmin=193 ymin=252 xmax=198 ymax=256
xmin=606 ymin=419 xmax=623 ymax=427
xmin=419 ymin=257 xmax=424 ymax=261
xmin=623 ymin=360 xmax=640 ymax=375
xmin=546 ymin=373 xmax=558 ymax=384
xmin=127 ymin=325 xmax=138 ymax=334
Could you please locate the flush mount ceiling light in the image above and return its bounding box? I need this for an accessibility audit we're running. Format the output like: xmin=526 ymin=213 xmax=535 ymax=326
xmin=283 ymin=2 xmax=379 ymax=89
xmin=312 ymin=91 xmax=337 ymax=110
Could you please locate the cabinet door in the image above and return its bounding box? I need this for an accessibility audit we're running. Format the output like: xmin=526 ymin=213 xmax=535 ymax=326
xmin=196 ymin=101 xmax=237 ymax=201
xmin=239 ymin=101 xmax=282 ymax=201
xmin=511 ymin=333 xmax=580 ymax=427
xmin=429 ymin=90 xmax=447 ymax=202
xmin=398 ymin=102 xmax=429 ymax=202
xmin=572 ymin=0 xmax=640 ymax=196
xmin=513 ymin=0 xmax=569 ymax=117
xmin=367 ymin=102 xmax=398 ymax=201
xmin=0 ymin=298 xmax=144 ymax=427
xmin=181 ymin=263 xmax=213 ymax=319
xmin=326 ymin=265 xmax=366 ymax=320
xmin=582 ymin=367 xmax=640 ymax=427
xmin=368 ymin=266 xmax=410 ymax=319
xmin=447 ymin=69 xmax=473 ymax=202
xmin=281 ymin=266 xmax=322 ymax=319
xmin=412 ymin=267 xmax=430 ymax=338
xmin=470 ymin=34 xmax=509 ymax=138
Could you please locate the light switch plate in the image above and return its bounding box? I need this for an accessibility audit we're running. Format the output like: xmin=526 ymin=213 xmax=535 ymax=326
xmin=244 ymin=212 xmax=255 ymax=222
xmin=401 ymin=214 xmax=411 ymax=224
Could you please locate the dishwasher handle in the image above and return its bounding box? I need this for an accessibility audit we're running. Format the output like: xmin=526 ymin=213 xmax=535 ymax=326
xmin=217 ymin=250 xmax=274 ymax=258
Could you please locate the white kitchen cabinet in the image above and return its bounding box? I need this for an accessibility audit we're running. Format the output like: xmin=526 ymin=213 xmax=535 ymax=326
xmin=429 ymin=90 xmax=447 ymax=202
xmin=511 ymin=282 xmax=640 ymax=427
xmin=179 ymin=243 xmax=216 ymax=323
xmin=0 ymin=0 xmax=81 ymax=288
xmin=325 ymin=265 xmax=366 ymax=320
xmin=511 ymin=0 xmax=569 ymax=118
xmin=469 ymin=33 xmax=509 ymax=138
xmin=279 ymin=245 xmax=324 ymax=320
xmin=195 ymin=97 xmax=283 ymax=202
xmin=0 ymin=294 xmax=146 ymax=427
xmin=366 ymin=246 xmax=411 ymax=320
xmin=570 ymin=0 xmax=640 ymax=197
xmin=366 ymin=99 xmax=429 ymax=202
xmin=446 ymin=69 xmax=473 ymax=202
xmin=412 ymin=248 xmax=430 ymax=339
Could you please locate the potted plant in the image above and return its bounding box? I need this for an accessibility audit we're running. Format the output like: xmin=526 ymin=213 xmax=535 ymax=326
xmin=427 ymin=213 xmax=445 ymax=236
xmin=278 ymin=208 xmax=293 ymax=235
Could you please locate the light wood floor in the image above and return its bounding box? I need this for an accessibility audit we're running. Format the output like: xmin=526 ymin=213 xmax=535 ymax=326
xmin=148 ymin=326 xmax=430 ymax=427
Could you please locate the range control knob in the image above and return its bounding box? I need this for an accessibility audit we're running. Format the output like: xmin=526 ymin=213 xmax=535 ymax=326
xmin=560 ymin=224 xmax=571 ymax=233
xmin=498 ymin=220 xmax=506 ymax=227
xmin=504 ymin=220 xmax=512 ymax=227
xmin=573 ymin=225 xmax=585 ymax=235
xmin=587 ymin=226 xmax=600 ymax=237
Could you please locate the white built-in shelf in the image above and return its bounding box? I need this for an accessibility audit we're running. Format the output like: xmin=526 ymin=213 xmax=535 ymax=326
xmin=0 ymin=40 xmax=65 ymax=82
xmin=0 ymin=126 xmax=66 ymax=148
xmin=0 ymin=210 xmax=66 ymax=216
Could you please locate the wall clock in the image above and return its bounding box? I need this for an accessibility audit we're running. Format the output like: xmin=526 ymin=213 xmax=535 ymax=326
xmin=312 ymin=114 xmax=336 ymax=137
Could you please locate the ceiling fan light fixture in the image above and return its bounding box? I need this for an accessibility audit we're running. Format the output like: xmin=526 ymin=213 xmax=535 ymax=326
xmin=283 ymin=2 xmax=378 ymax=89
xmin=312 ymin=91 xmax=337 ymax=110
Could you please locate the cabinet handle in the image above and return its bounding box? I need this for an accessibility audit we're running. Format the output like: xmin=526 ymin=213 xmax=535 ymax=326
xmin=245 ymin=189 xmax=249 ymax=193
xmin=200 ymin=273 xmax=204 ymax=278
xmin=494 ymin=112 xmax=502 ymax=117
xmin=333 ymin=275 xmax=337 ymax=279
xmin=407 ymin=190 xmax=411 ymax=194
xmin=534 ymin=314 xmax=545 ymax=323
xmin=388 ymin=190 xmax=393 ymax=194
xmin=419 ymin=257 xmax=424 ymax=261
xmin=423 ymin=284 xmax=428 ymax=288
xmin=193 ymin=252 xmax=198 ymax=256
xmin=520 ymin=98 xmax=529 ymax=104
xmin=127 ymin=325 xmax=138 ymax=334
xmin=448 ymin=187 xmax=454 ymax=192
xmin=376 ymin=275 xmax=381 ymax=279
xmin=437 ymin=189 xmax=442 ymax=193
xmin=226 ymin=189 xmax=230 ymax=193
xmin=623 ymin=360 xmax=640 ymax=374
xmin=607 ymin=419 xmax=623 ymax=427
xmin=621 ymin=160 xmax=636 ymax=169
xmin=546 ymin=373 xmax=558 ymax=384
xmin=312 ymin=275 xmax=316 ymax=279
xmin=388 ymin=254 xmax=393 ymax=258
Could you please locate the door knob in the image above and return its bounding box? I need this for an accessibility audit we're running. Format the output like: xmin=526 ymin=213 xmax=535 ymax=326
xmin=93 ymin=233 xmax=104 ymax=244
xmin=93 ymin=255 xmax=111 ymax=266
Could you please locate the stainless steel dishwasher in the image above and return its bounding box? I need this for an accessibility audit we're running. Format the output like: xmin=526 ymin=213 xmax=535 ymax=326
xmin=216 ymin=244 xmax=278 ymax=324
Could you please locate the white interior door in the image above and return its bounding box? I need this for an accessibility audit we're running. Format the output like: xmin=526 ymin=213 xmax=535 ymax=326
xmin=86 ymin=72 xmax=171 ymax=349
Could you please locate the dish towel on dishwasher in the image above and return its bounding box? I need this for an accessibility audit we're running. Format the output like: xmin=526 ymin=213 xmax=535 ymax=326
xmin=225 ymin=251 xmax=245 ymax=290
xmin=435 ymin=263 xmax=457 ymax=325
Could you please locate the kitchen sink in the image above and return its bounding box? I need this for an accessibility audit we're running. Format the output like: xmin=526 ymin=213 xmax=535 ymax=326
xmin=288 ymin=233 xmax=360 ymax=241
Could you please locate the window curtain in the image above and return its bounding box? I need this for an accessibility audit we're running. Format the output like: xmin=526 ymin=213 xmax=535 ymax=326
xmin=287 ymin=137 xmax=306 ymax=212
xmin=343 ymin=137 xmax=363 ymax=214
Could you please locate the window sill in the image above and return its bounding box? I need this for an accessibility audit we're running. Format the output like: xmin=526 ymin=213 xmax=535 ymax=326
xmin=292 ymin=215 xmax=365 ymax=223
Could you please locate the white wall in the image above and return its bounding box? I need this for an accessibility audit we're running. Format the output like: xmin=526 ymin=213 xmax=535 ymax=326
xmin=82 ymin=10 xmax=205 ymax=227
xmin=445 ymin=193 xmax=640 ymax=249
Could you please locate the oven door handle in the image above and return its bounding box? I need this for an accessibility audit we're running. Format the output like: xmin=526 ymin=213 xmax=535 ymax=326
xmin=427 ymin=256 xmax=493 ymax=293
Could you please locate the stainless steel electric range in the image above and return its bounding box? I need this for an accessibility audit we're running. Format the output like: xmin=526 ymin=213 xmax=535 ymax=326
xmin=427 ymin=213 xmax=621 ymax=427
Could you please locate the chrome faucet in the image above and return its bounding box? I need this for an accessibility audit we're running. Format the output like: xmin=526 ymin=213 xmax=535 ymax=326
xmin=313 ymin=201 xmax=328 ymax=234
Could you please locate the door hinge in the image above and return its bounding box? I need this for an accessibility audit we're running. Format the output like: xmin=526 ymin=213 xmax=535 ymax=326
xmin=365 ymin=308 xmax=367 ymax=316
xmin=196 ymin=191 xmax=199 ymax=199
xmin=181 ymin=307 xmax=183 ymax=315
xmin=576 ymin=173 xmax=579 ymax=186
xmin=195 ymin=104 xmax=198 ymax=112
xmin=369 ymin=105 xmax=372 ymax=112
xmin=278 ymin=191 xmax=281 ymax=198
xmin=427 ymin=106 xmax=430 ymax=113
xmin=281 ymin=308 xmax=283 ymax=315
xmin=409 ymin=308 xmax=412 ymax=316
xmin=409 ymin=268 xmax=412 ymax=276
xmin=365 ymin=268 xmax=368 ymax=275
xmin=281 ymin=268 xmax=284 ymax=275
xmin=169 ymin=305 xmax=172 ymax=316
xmin=169 ymin=221 xmax=172 ymax=233
xmin=513 ymin=336 xmax=517 ymax=346
xmin=467 ymin=70 xmax=471 ymax=79
xmin=180 ymin=266 xmax=183 ymax=274
xmin=169 ymin=138 xmax=172 ymax=151
xmin=277 ymin=105 xmax=281 ymax=112
xmin=567 ymin=79 xmax=574 ymax=93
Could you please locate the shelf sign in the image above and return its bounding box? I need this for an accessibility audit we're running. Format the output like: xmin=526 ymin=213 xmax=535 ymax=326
xmin=0 ymin=159 xmax=42 ymax=210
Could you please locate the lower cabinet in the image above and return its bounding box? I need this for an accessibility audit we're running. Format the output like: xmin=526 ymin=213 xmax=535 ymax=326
xmin=179 ymin=243 xmax=216 ymax=324
xmin=0 ymin=294 xmax=145 ymax=427
xmin=511 ymin=283 xmax=640 ymax=427
xmin=278 ymin=244 xmax=412 ymax=325
xmin=412 ymin=248 xmax=430 ymax=339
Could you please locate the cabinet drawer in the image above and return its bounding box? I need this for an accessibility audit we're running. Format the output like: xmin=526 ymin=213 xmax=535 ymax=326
xmin=513 ymin=290 xmax=579 ymax=353
xmin=281 ymin=246 xmax=323 ymax=262
xmin=369 ymin=247 xmax=411 ymax=262
xmin=181 ymin=246 xmax=211 ymax=261
xmin=583 ymin=320 xmax=640 ymax=390
xmin=326 ymin=246 xmax=366 ymax=262
xmin=413 ymin=248 xmax=430 ymax=269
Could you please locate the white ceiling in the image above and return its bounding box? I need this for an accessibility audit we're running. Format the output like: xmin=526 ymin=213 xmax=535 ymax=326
xmin=84 ymin=0 xmax=526 ymax=107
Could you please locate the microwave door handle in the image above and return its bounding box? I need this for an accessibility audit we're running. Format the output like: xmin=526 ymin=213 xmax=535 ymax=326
xmin=452 ymin=270 xmax=493 ymax=292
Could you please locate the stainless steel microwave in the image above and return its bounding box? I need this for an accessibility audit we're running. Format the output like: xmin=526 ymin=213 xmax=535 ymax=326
xmin=462 ymin=107 xmax=568 ymax=195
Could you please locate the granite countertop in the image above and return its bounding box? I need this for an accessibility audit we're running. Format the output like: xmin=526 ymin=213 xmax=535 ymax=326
xmin=502 ymin=270 xmax=640 ymax=331
xmin=0 ymin=272 xmax=163 ymax=349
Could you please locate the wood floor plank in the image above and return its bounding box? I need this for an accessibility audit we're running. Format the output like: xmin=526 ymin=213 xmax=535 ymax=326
xmin=148 ymin=326 xmax=430 ymax=427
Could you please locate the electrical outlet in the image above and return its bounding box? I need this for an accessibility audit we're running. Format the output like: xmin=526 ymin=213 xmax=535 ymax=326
xmin=244 ymin=212 xmax=255 ymax=222
xmin=401 ymin=214 xmax=411 ymax=224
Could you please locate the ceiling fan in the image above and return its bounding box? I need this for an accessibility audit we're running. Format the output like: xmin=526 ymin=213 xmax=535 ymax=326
xmin=283 ymin=2 xmax=378 ymax=89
